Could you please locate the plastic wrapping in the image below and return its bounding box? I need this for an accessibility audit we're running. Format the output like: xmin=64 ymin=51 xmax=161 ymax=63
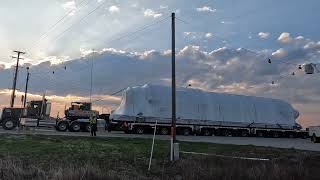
xmin=110 ymin=84 xmax=299 ymax=128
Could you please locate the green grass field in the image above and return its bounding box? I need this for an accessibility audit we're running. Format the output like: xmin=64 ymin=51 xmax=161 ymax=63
xmin=0 ymin=134 xmax=319 ymax=180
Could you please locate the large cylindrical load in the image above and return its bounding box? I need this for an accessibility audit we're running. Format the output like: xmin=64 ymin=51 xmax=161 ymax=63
xmin=110 ymin=84 xmax=299 ymax=129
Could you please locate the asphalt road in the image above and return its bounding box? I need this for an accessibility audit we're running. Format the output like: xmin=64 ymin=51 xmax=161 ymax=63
xmin=1 ymin=128 xmax=319 ymax=152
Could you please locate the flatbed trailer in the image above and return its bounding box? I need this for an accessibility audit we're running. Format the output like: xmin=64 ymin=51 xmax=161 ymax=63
xmin=110 ymin=119 xmax=308 ymax=138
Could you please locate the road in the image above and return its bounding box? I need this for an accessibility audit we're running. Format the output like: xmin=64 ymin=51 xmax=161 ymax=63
xmin=0 ymin=128 xmax=319 ymax=152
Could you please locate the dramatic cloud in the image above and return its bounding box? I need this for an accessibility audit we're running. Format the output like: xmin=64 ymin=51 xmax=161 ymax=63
xmin=258 ymin=32 xmax=270 ymax=39
xmin=1 ymin=40 xmax=320 ymax=127
xmin=278 ymin=32 xmax=291 ymax=43
xmin=144 ymin=9 xmax=162 ymax=18
xmin=196 ymin=6 xmax=216 ymax=13
xmin=109 ymin=5 xmax=120 ymax=14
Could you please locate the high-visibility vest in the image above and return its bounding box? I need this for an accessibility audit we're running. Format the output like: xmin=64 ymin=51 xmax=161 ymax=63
xmin=90 ymin=116 xmax=97 ymax=124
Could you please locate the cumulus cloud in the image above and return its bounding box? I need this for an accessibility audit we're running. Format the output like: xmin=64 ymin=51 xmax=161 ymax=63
xmin=278 ymin=32 xmax=291 ymax=43
xmin=109 ymin=5 xmax=120 ymax=13
xmin=205 ymin=33 xmax=213 ymax=38
xmin=272 ymin=48 xmax=286 ymax=57
xmin=196 ymin=6 xmax=216 ymax=13
xmin=183 ymin=32 xmax=213 ymax=39
xmin=258 ymin=32 xmax=270 ymax=39
xmin=144 ymin=9 xmax=162 ymax=18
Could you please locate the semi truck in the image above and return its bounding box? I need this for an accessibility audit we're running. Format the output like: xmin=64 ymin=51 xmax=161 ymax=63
xmin=109 ymin=84 xmax=308 ymax=138
xmin=0 ymin=100 xmax=107 ymax=132
xmin=0 ymin=99 xmax=52 ymax=130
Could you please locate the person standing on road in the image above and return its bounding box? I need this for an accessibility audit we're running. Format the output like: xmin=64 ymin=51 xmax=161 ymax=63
xmin=89 ymin=114 xmax=97 ymax=136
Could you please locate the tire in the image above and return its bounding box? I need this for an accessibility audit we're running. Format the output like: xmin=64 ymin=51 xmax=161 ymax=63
xmin=202 ymin=129 xmax=212 ymax=136
xmin=301 ymin=133 xmax=308 ymax=139
xmin=69 ymin=121 xmax=81 ymax=132
xmin=257 ymin=131 xmax=264 ymax=137
xmin=2 ymin=119 xmax=17 ymax=130
xmin=272 ymin=131 xmax=280 ymax=138
xmin=240 ymin=130 xmax=249 ymax=137
xmin=182 ymin=128 xmax=191 ymax=136
xmin=312 ymin=134 xmax=319 ymax=143
xmin=222 ymin=130 xmax=231 ymax=137
xmin=287 ymin=133 xmax=295 ymax=138
xmin=84 ymin=123 xmax=91 ymax=132
xmin=159 ymin=127 xmax=169 ymax=135
xmin=135 ymin=127 xmax=144 ymax=134
xmin=56 ymin=121 xmax=68 ymax=131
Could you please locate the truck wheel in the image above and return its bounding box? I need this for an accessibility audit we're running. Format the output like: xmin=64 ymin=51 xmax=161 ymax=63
xmin=2 ymin=119 xmax=17 ymax=130
xmin=70 ymin=121 xmax=81 ymax=132
xmin=159 ymin=127 xmax=169 ymax=135
xmin=85 ymin=123 xmax=91 ymax=132
xmin=56 ymin=121 xmax=68 ymax=131
xmin=135 ymin=127 xmax=144 ymax=134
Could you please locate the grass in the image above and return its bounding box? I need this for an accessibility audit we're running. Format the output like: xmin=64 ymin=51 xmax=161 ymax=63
xmin=0 ymin=134 xmax=319 ymax=180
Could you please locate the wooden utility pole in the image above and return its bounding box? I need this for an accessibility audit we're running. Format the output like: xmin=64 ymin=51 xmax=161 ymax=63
xmin=171 ymin=12 xmax=178 ymax=161
xmin=10 ymin=50 xmax=25 ymax=107
xmin=23 ymin=67 xmax=30 ymax=107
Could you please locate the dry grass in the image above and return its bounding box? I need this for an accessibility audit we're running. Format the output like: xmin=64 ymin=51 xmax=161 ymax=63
xmin=0 ymin=134 xmax=319 ymax=180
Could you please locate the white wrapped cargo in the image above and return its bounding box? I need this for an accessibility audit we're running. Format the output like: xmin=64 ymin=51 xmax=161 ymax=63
xmin=110 ymin=84 xmax=299 ymax=129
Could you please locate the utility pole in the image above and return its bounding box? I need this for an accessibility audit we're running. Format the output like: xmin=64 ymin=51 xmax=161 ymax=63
xmin=10 ymin=50 xmax=25 ymax=107
xmin=171 ymin=12 xmax=179 ymax=161
xmin=90 ymin=49 xmax=94 ymax=103
xmin=23 ymin=67 xmax=30 ymax=108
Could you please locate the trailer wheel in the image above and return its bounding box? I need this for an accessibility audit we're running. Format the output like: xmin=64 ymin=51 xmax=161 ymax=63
xmin=312 ymin=134 xmax=319 ymax=143
xmin=257 ymin=131 xmax=264 ymax=137
xmin=159 ymin=127 xmax=169 ymax=135
xmin=135 ymin=127 xmax=144 ymax=134
xmin=272 ymin=131 xmax=280 ymax=138
xmin=182 ymin=128 xmax=191 ymax=136
xmin=2 ymin=119 xmax=17 ymax=130
xmin=240 ymin=130 xmax=249 ymax=137
xmin=301 ymin=133 xmax=308 ymax=139
xmin=222 ymin=130 xmax=232 ymax=137
xmin=202 ymin=129 xmax=212 ymax=136
xmin=56 ymin=121 xmax=68 ymax=131
xmin=70 ymin=121 xmax=81 ymax=132
xmin=287 ymin=133 xmax=295 ymax=138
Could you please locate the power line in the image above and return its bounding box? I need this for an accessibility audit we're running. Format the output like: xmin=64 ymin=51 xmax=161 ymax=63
xmin=49 ymin=1 xmax=110 ymax=45
xmin=102 ymin=15 xmax=171 ymax=46
xmin=29 ymin=0 xmax=90 ymax=50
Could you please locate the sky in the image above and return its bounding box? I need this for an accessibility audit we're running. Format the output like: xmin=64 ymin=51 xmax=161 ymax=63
xmin=0 ymin=0 xmax=320 ymax=128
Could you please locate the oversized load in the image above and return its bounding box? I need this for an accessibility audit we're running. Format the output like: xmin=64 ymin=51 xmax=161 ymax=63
xmin=110 ymin=84 xmax=300 ymax=129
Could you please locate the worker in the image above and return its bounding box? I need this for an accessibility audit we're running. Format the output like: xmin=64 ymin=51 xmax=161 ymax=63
xmin=89 ymin=114 xmax=97 ymax=136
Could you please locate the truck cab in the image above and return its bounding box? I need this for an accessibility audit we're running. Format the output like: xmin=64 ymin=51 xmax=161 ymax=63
xmin=0 ymin=99 xmax=51 ymax=130
xmin=64 ymin=102 xmax=99 ymax=120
